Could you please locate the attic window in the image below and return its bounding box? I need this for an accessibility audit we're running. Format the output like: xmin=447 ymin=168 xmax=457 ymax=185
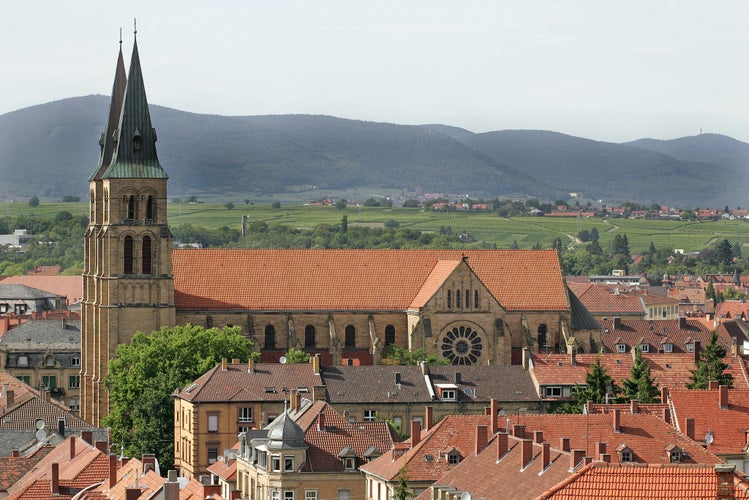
xmin=616 ymin=344 xmax=626 ymax=353
xmin=424 ymin=454 xmax=433 ymax=462
xmin=0 ymin=303 xmax=8 ymax=314
xmin=132 ymin=129 xmax=142 ymax=151
xmin=297 ymin=387 xmax=309 ymax=393
xmin=264 ymin=387 xmax=277 ymax=393
xmin=663 ymin=343 xmax=673 ymax=353
xmin=447 ymin=450 xmax=462 ymax=464
xmin=686 ymin=343 xmax=695 ymax=353
xmin=640 ymin=344 xmax=650 ymax=353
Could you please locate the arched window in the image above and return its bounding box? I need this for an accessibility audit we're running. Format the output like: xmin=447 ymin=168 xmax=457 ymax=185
xmin=474 ymin=290 xmax=479 ymax=309
xmin=385 ymin=325 xmax=396 ymax=345
xmin=456 ymin=289 xmax=461 ymax=309
xmin=538 ymin=324 xmax=548 ymax=350
xmin=126 ymin=195 xmax=136 ymax=220
xmin=465 ymin=290 xmax=470 ymax=309
xmin=345 ymin=325 xmax=356 ymax=348
xmin=142 ymin=236 xmax=152 ymax=274
xmin=123 ymin=236 xmax=134 ymax=274
xmin=447 ymin=290 xmax=452 ymax=309
xmin=146 ymin=195 xmax=156 ymax=220
xmin=264 ymin=325 xmax=276 ymax=349
xmin=305 ymin=325 xmax=316 ymax=348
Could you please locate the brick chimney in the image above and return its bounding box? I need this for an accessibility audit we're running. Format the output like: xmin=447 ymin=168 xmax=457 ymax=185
xmin=715 ymin=463 xmax=736 ymax=500
xmin=693 ymin=341 xmax=701 ymax=363
xmin=311 ymin=354 xmax=320 ymax=374
xmin=164 ymin=470 xmax=179 ymax=500
xmin=596 ymin=442 xmax=606 ymax=458
xmin=719 ymin=385 xmax=729 ymax=409
xmin=81 ymin=430 xmax=93 ymax=444
xmin=95 ymin=441 xmax=107 ymax=453
xmin=612 ymin=409 xmax=621 ymax=433
xmin=490 ymin=399 xmax=499 ymax=434
xmin=541 ymin=442 xmax=550 ymax=470
xmin=51 ymin=463 xmax=60 ymax=494
xmin=69 ymin=436 xmax=76 ymax=459
xmin=425 ymin=406 xmax=433 ymax=431
xmin=475 ymin=425 xmax=488 ymax=455
xmin=570 ymin=450 xmax=585 ymax=470
xmin=630 ymin=399 xmax=639 ymax=414
xmin=512 ymin=424 xmax=526 ymax=439
xmin=533 ymin=430 xmax=544 ymax=444
xmin=560 ymin=437 xmax=571 ymax=452
xmin=660 ymin=386 xmax=669 ymax=404
xmin=496 ymin=432 xmax=508 ymax=459
xmin=142 ymin=454 xmax=156 ymax=474
xmin=663 ymin=407 xmax=671 ymax=424
xmin=5 ymin=388 xmax=13 ymax=409
xmin=312 ymin=385 xmax=326 ymax=401
xmin=109 ymin=454 xmax=117 ymax=488
xmin=679 ymin=316 xmax=688 ymax=329
xmin=221 ymin=358 xmax=228 ymax=371
xmin=709 ymin=380 xmax=719 ymax=390
xmin=410 ymin=421 xmax=421 ymax=448
xmin=613 ymin=317 xmax=622 ymax=329
xmin=520 ymin=439 xmax=533 ymax=468
xmin=600 ymin=453 xmax=611 ymax=463
xmin=684 ymin=417 xmax=695 ymax=440
xmin=248 ymin=357 xmax=255 ymax=373
xmin=570 ymin=344 xmax=577 ymax=366
xmin=317 ymin=412 xmax=326 ymax=432
xmin=126 ymin=488 xmax=141 ymax=500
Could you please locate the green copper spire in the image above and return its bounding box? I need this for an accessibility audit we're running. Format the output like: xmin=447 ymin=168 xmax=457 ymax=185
xmin=103 ymin=34 xmax=168 ymax=179
xmin=90 ymin=41 xmax=127 ymax=181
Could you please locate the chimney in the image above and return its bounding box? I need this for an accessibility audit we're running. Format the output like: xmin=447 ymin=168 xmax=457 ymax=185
xmin=660 ymin=386 xmax=669 ymax=404
xmin=58 ymin=418 xmax=66 ymax=437
xmin=51 ymin=462 xmax=60 ymax=494
xmin=719 ymin=385 xmax=729 ymax=409
xmin=475 ymin=425 xmax=488 ymax=455
xmin=81 ymin=430 xmax=93 ymax=444
xmin=395 ymin=372 xmax=402 ymax=386
xmin=142 ymin=454 xmax=156 ymax=473
xmin=512 ymin=424 xmax=526 ymax=439
xmin=455 ymin=372 xmax=462 ymax=385
xmin=496 ymin=432 xmax=509 ymax=459
xmin=317 ymin=412 xmax=326 ymax=432
xmin=601 ymin=453 xmax=611 ymax=463
xmin=410 ymin=421 xmax=421 ymax=448
xmin=126 ymin=488 xmax=141 ymax=500
xmin=679 ymin=316 xmax=688 ymax=329
xmin=612 ymin=409 xmax=621 ymax=433
xmin=663 ymin=407 xmax=671 ymax=424
xmin=311 ymin=354 xmax=320 ymax=374
xmin=248 ymin=357 xmax=255 ymax=373
xmin=109 ymin=453 xmax=117 ymax=488
xmin=541 ymin=442 xmax=550 ymax=470
xmin=70 ymin=437 xmax=76 ymax=459
xmin=62 ymin=317 xmax=67 ymax=330
xmin=560 ymin=437 xmax=571 ymax=452
xmin=290 ymin=389 xmax=298 ymax=411
xmin=709 ymin=380 xmax=718 ymax=390
xmin=570 ymin=345 xmax=577 ymax=366
xmin=693 ymin=341 xmax=701 ymax=363
xmin=684 ymin=417 xmax=695 ymax=440
xmin=521 ymin=347 xmax=530 ymax=370
xmin=11 ymin=450 xmax=18 ymax=458
xmin=570 ymin=450 xmax=585 ymax=470
xmin=221 ymin=358 xmax=227 ymax=371
xmin=715 ymin=463 xmax=736 ymax=500
xmin=295 ymin=391 xmax=302 ymax=412
xmin=596 ymin=442 xmax=606 ymax=458
xmin=630 ymin=399 xmax=639 ymax=414
xmin=312 ymin=385 xmax=326 ymax=401
xmin=95 ymin=441 xmax=107 ymax=453
xmin=419 ymin=360 xmax=429 ymax=376
xmin=164 ymin=470 xmax=179 ymax=500
xmin=231 ymin=358 xmax=240 ymax=364
xmin=424 ymin=406 xmax=433 ymax=431
xmin=490 ymin=399 xmax=499 ymax=434
xmin=6 ymin=389 xmax=13 ymax=408
xmin=533 ymin=430 xmax=544 ymax=444
xmin=520 ymin=439 xmax=533 ymax=468
xmin=613 ymin=317 xmax=622 ymax=330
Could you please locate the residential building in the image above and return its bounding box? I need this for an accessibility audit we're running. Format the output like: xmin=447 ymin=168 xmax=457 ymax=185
xmin=599 ymin=317 xmax=722 ymax=354
xmin=0 ymin=284 xmax=68 ymax=317
xmin=568 ymin=282 xmax=681 ymax=322
xmin=0 ymin=275 xmax=83 ymax=310
xmin=0 ymin=229 xmax=32 ymax=248
xmin=173 ymin=358 xmax=324 ymax=479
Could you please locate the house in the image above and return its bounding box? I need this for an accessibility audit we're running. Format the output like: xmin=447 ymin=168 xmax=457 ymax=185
xmin=207 ymin=445 xmax=239 ymax=500
xmin=567 ymin=283 xmax=651 ymax=321
xmin=235 ymin=400 xmax=398 ymax=500
xmin=599 ymin=317 xmax=722 ymax=355
xmin=0 ymin=284 xmax=68 ymax=317
xmin=0 ymin=229 xmax=32 ymax=248
xmin=0 ymin=275 xmax=83 ymax=310
xmin=716 ymin=300 xmax=749 ymax=322
xmin=173 ymin=358 xmax=324 ymax=479
xmin=0 ymin=319 xmax=82 ymax=411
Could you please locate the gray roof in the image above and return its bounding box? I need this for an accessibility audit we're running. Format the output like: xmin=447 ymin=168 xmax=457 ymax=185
xmin=1 ymin=320 xmax=80 ymax=351
xmin=568 ymin=286 xmax=601 ymax=330
xmin=251 ymin=410 xmax=306 ymax=451
xmin=0 ymin=284 xmax=59 ymax=301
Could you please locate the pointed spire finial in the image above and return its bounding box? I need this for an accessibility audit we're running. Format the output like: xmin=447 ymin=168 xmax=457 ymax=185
xmin=119 ymin=27 xmax=122 ymax=47
xmin=133 ymin=18 xmax=137 ymax=38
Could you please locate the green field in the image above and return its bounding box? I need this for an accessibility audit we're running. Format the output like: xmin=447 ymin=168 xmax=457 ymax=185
xmin=3 ymin=201 xmax=748 ymax=253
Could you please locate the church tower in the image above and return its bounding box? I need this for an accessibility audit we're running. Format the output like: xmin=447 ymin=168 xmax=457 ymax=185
xmin=81 ymin=35 xmax=175 ymax=425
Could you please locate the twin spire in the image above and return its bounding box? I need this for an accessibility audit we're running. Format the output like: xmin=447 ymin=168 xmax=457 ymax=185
xmin=91 ymin=23 xmax=167 ymax=181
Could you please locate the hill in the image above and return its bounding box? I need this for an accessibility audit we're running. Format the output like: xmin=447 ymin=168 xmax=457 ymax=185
xmin=0 ymin=96 xmax=746 ymax=207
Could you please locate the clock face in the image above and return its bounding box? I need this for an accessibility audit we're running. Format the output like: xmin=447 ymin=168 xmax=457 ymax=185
xmin=441 ymin=325 xmax=483 ymax=365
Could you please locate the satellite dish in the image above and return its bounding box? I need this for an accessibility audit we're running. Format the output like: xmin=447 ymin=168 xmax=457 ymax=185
xmin=279 ymin=356 xmax=287 ymax=364
xmin=35 ymin=419 xmax=45 ymax=430
xmin=705 ymin=430 xmax=714 ymax=445
xmin=35 ymin=429 xmax=47 ymax=442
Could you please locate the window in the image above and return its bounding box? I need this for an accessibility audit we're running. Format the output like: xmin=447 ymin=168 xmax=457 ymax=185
xmin=385 ymin=325 xmax=396 ymax=346
xmin=640 ymin=344 xmax=650 ymax=353
xmin=271 ymin=491 xmax=280 ymax=500
xmin=363 ymin=410 xmax=377 ymax=422
xmin=0 ymin=303 xmax=7 ymax=314
xmin=69 ymin=375 xmax=80 ymax=389
xmin=71 ymin=355 xmax=80 ymax=367
xmin=545 ymin=386 xmax=562 ymax=397
xmin=447 ymin=452 xmax=461 ymax=464
xmin=474 ymin=290 xmax=479 ymax=308
xmin=304 ymin=325 xmax=316 ymax=348
xmin=664 ymin=343 xmax=673 ymax=353
xmin=305 ymin=491 xmax=318 ymax=500
xmin=344 ymin=457 xmax=356 ymax=470
xmin=284 ymin=456 xmax=295 ymax=472
xmin=142 ymin=235 xmax=152 ymax=274
xmin=621 ymin=450 xmax=632 ymax=462
xmin=68 ymin=398 xmax=79 ymax=412
xmin=126 ymin=195 xmax=136 ymax=219
xmin=465 ymin=289 xmax=470 ymax=309
xmin=456 ymin=289 xmax=461 ymax=308
xmin=123 ymin=236 xmax=134 ymax=274
xmin=345 ymin=325 xmax=356 ymax=348
xmin=670 ymin=449 xmax=682 ymax=463
xmin=284 ymin=492 xmax=295 ymax=500
xmin=447 ymin=290 xmax=452 ymax=309
xmin=441 ymin=389 xmax=456 ymax=401
xmin=16 ymin=375 xmax=30 ymax=384
xmin=146 ymin=195 xmax=156 ymax=220
xmin=616 ymin=344 xmax=627 ymax=353
xmin=42 ymin=375 xmax=56 ymax=389
xmin=271 ymin=455 xmax=281 ymax=472
xmin=538 ymin=324 xmax=548 ymax=349
xmin=686 ymin=343 xmax=694 ymax=352
xmin=45 ymin=356 xmax=55 ymax=367
xmin=208 ymin=414 xmax=218 ymax=432
xmin=14 ymin=304 xmax=27 ymax=315
xmin=208 ymin=447 xmax=218 ymax=464
xmin=265 ymin=325 xmax=276 ymax=349
xmin=239 ymin=407 xmax=253 ymax=423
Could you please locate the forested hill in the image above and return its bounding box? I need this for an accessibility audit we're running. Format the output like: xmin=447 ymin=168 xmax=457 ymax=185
xmin=0 ymin=95 xmax=746 ymax=207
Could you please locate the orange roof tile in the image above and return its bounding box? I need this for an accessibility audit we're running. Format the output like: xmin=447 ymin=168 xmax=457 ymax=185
xmin=172 ymin=249 xmax=569 ymax=312
xmin=0 ymin=276 xmax=83 ymax=305
xmin=567 ymin=283 xmax=645 ymax=315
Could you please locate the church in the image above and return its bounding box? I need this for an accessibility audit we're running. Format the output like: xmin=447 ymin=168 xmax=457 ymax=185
xmin=80 ymin=38 xmax=600 ymax=426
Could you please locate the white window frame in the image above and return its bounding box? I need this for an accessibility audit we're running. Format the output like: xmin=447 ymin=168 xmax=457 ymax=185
xmin=616 ymin=344 xmax=626 ymax=353
xmin=344 ymin=457 xmax=356 ymax=471
xmin=640 ymin=344 xmax=649 ymax=353
xmin=271 ymin=491 xmax=280 ymax=500
xmin=71 ymin=355 xmax=81 ymax=367
xmin=284 ymin=491 xmax=295 ymax=500
xmin=664 ymin=343 xmax=673 ymax=353
xmin=441 ymin=389 xmax=456 ymax=401
xmin=69 ymin=375 xmax=80 ymax=389
xmin=686 ymin=343 xmax=694 ymax=352
xmin=284 ymin=456 xmax=295 ymax=472
xmin=305 ymin=491 xmax=318 ymax=500
xmin=208 ymin=414 xmax=218 ymax=432
xmin=239 ymin=406 xmax=253 ymax=422
xmin=271 ymin=454 xmax=281 ymax=472
xmin=545 ymin=386 xmax=562 ymax=398
xmin=363 ymin=410 xmax=377 ymax=422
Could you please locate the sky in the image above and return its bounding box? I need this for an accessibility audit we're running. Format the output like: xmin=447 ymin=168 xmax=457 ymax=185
xmin=2 ymin=1 xmax=748 ymax=143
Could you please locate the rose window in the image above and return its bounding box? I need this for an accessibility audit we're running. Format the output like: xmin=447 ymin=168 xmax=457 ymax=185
xmin=441 ymin=325 xmax=483 ymax=365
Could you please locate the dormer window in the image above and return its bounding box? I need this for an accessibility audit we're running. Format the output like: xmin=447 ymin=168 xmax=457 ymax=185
xmin=132 ymin=129 xmax=142 ymax=151
xmin=686 ymin=342 xmax=695 ymax=353
xmin=45 ymin=355 xmax=55 ymax=367
xmin=338 ymin=446 xmax=357 ymax=471
xmin=447 ymin=450 xmax=462 ymax=464
xmin=640 ymin=344 xmax=649 ymax=353
xmin=436 ymin=384 xmax=458 ymax=401
xmin=616 ymin=343 xmax=627 ymax=353
xmin=663 ymin=343 xmax=673 ymax=353
xmin=616 ymin=444 xmax=633 ymax=463
xmin=666 ymin=444 xmax=682 ymax=463
xmin=0 ymin=303 xmax=7 ymax=314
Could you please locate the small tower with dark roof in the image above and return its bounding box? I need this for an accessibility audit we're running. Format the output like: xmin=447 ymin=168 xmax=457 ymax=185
xmin=81 ymin=31 xmax=175 ymax=426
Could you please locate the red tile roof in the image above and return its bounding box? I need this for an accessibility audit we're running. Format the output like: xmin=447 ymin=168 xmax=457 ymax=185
xmin=567 ymin=283 xmax=645 ymax=315
xmin=600 ymin=318 xmax=716 ymax=354
xmin=87 ymin=456 xmax=163 ymax=499
xmin=0 ymin=276 xmax=83 ymax=305
xmin=172 ymin=249 xmax=569 ymax=312
xmin=716 ymin=300 xmax=749 ymax=320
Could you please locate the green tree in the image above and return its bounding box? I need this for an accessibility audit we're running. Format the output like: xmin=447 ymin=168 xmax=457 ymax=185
xmin=28 ymin=196 xmax=39 ymax=207
xmin=335 ymin=199 xmax=347 ymax=210
xmin=687 ymin=331 xmax=733 ymax=389
xmin=225 ymin=201 xmax=235 ymax=210
xmin=565 ymin=356 xmax=620 ymax=413
xmin=284 ymin=346 xmax=311 ymax=364
xmin=341 ymin=215 xmax=348 ymax=233
xmin=104 ymin=324 xmax=257 ymax=470
xmin=715 ymin=239 xmax=733 ymax=267
xmin=271 ymin=201 xmax=281 ymax=209
xmin=381 ymin=345 xmax=449 ymax=365
xmin=622 ymin=346 xmax=659 ymax=403
xmin=706 ymin=280 xmax=716 ymax=302
xmin=589 ymin=227 xmax=599 ymax=242
xmin=394 ymin=465 xmax=414 ymax=500
xmin=402 ymin=199 xmax=419 ymax=208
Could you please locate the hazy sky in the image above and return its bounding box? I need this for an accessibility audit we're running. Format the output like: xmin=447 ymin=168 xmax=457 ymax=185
xmin=2 ymin=1 xmax=748 ymax=143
